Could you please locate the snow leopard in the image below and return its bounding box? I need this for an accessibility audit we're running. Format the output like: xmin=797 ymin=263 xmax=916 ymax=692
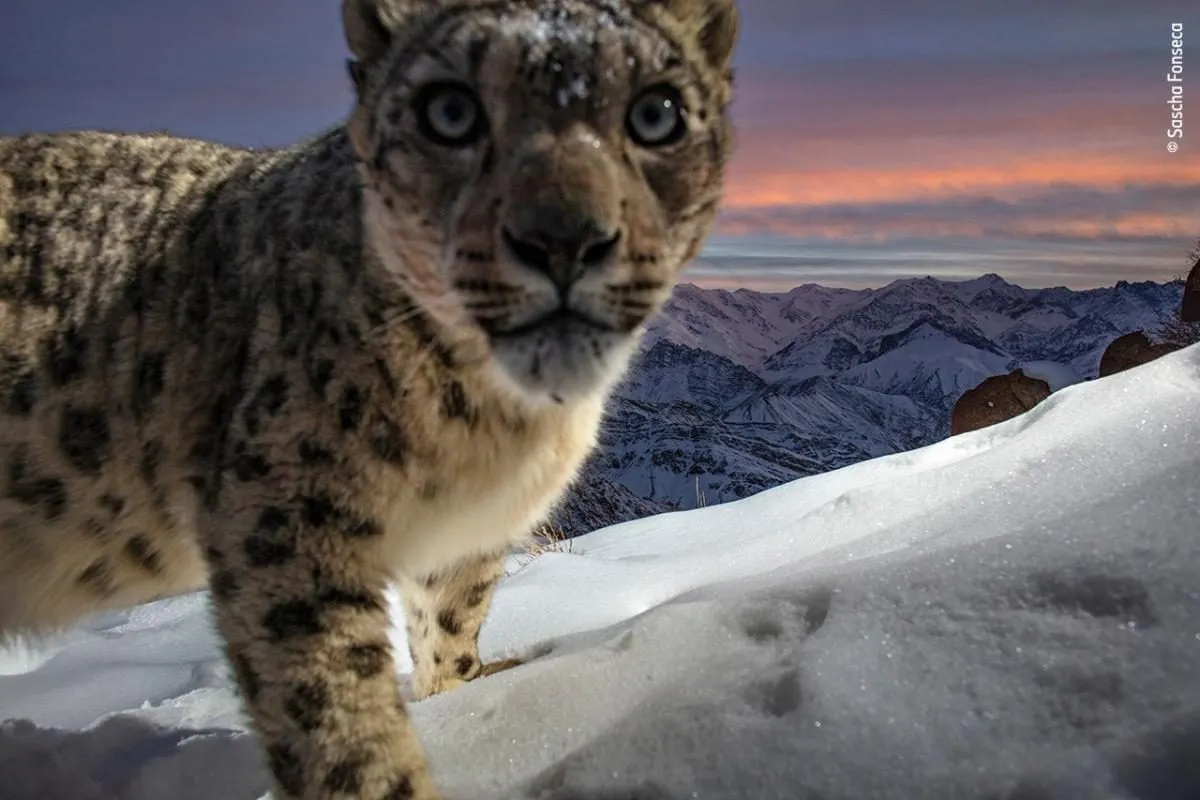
xmin=0 ymin=0 xmax=739 ymax=796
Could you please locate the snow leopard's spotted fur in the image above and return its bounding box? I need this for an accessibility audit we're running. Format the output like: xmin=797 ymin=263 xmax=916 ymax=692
xmin=0 ymin=0 xmax=738 ymax=796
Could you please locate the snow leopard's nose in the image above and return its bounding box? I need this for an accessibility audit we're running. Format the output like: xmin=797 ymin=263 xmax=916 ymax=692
xmin=501 ymin=219 xmax=621 ymax=292
xmin=502 ymin=126 xmax=622 ymax=291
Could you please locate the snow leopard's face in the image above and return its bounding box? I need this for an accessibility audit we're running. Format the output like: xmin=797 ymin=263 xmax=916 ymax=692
xmin=344 ymin=0 xmax=738 ymax=402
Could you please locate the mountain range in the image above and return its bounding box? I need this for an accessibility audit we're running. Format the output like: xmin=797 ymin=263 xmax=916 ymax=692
xmin=550 ymin=273 xmax=1185 ymax=534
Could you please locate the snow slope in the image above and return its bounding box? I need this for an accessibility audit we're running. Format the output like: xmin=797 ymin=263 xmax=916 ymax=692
xmin=2 ymin=344 xmax=1199 ymax=800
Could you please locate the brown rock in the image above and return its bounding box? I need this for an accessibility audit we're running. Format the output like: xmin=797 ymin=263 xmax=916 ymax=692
xmin=1097 ymin=331 xmax=1179 ymax=378
xmin=950 ymin=370 xmax=1052 ymax=436
xmin=1181 ymin=257 xmax=1200 ymax=323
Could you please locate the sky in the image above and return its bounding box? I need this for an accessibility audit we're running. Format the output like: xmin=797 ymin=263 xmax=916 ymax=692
xmin=1 ymin=0 xmax=1198 ymax=290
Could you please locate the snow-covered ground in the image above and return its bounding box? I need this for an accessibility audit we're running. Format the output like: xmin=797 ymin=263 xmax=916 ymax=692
xmin=2 ymin=344 xmax=1199 ymax=800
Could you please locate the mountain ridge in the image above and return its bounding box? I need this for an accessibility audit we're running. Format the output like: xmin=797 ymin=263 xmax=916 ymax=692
xmin=553 ymin=274 xmax=1185 ymax=534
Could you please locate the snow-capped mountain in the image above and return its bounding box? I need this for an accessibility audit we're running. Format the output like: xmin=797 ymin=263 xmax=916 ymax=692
xmin=554 ymin=273 xmax=1184 ymax=533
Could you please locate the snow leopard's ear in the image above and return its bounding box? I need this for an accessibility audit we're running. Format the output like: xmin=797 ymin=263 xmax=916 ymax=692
xmin=639 ymin=0 xmax=740 ymax=71
xmin=341 ymin=0 xmax=424 ymax=65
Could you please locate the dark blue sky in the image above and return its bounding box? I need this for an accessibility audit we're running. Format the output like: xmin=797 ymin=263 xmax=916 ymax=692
xmin=2 ymin=0 xmax=1197 ymax=289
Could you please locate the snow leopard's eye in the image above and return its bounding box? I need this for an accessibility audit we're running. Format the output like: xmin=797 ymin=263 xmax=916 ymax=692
xmin=626 ymin=84 xmax=688 ymax=148
xmin=415 ymin=82 xmax=485 ymax=147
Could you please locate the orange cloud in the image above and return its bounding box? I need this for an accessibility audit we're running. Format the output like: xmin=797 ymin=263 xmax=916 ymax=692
xmin=717 ymin=46 xmax=1200 ymax=252
xmin=723 ymin=145 xmax=1200 ymax=210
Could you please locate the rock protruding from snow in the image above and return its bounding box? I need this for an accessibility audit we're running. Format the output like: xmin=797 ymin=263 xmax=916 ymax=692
xmin=949 ymin=369 xmax=1051 ymax=435
xmin=1182 ymin=257 xmax=1200 ymax=323
xmin=1098 ymin=331 xmax=1180 ymax=377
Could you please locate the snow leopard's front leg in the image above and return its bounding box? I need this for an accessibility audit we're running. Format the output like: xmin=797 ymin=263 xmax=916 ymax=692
xmin=401 ymin=549 xmax=522 ymax=700
xmin=203 ymin=500 xmax=442 ymax=800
